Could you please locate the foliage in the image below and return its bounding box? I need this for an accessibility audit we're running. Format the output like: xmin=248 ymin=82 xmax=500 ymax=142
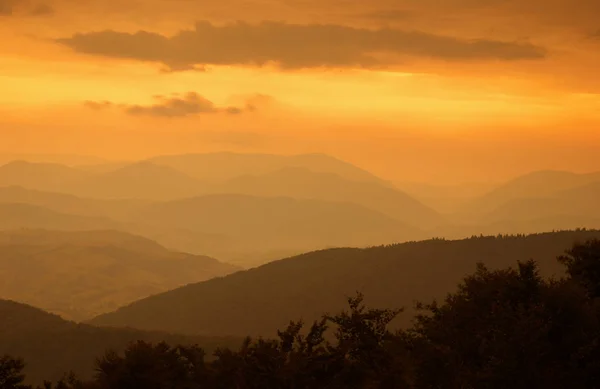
xmin=0 ymin=356 xmax=28 ymax=389
xmin=5 ymin=238 xmax=600 ymax=388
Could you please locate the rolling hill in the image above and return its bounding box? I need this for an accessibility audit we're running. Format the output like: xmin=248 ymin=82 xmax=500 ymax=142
xmin=0 ymin=186 xmax=148 ymax=220
xmin=89 ymin=230 xmax=600 ymax=337
xmin=66 ymin=161 xmax=206 ymax=200
xmin=0 ymin=161 xmax=91 ymax=192
xmin=396 ymin=181 xmax=498 ymax=214
xmin=0 ymin=299 xmax=242 ymax=385
xmin=148 ymin=152 xmax=391 ymax=185
xmin=479 ymin=180 xmax=600 ymax=224
xmin=0 ymin=188 xmax=424 ymax=267
xmin=130 ymin=194 xmax=423 ymax=265
xmin=0 ymin=203 xmax=122 ymax=231
xmin=211 ymin=167 xmax=443 ymax=229
xmin=0 ymin=153 xmax=107 ymax=167
xmin=0 ymin=229 xmax=240 ymax=320
xmin=459 ymin=170 xmax=600 ymax=217
xmin=0 ymin=161 xmax=206 ymax=201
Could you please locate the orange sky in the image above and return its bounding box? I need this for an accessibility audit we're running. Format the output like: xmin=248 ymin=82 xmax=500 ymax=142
xmin=1 ymin=0 xmax=600 ymax=184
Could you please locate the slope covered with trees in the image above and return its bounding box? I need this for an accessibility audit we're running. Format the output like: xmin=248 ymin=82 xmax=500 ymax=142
xmin=5 ymin=238 xmax=600 ymax=388
xmin=90 ymin=230 xmax=600 ymax=336
xmin=0 ymin=300 xmax=241 ymax=386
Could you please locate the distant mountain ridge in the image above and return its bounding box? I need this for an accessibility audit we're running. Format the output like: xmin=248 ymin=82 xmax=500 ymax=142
xmin=0 ymin=160 xmax=91 ymax=192
xmin=131 ymin=193 xmax=424 ymax=264
xmin=66 ymin=161 xmax=206 ymax=200
xmin=0 ymin=203 xmax=122 ymax=231
xmin=0 ymin=186 xmax=147 ymax=220
xmin=212 ymin=167 xmax=443 ymax=229
xmin=2 ymin=157 xmax=600 ymax=267
xmin=147 ymin=152 xmax=391 ymax=185
xmin=0 ymin=186 xmax=426 ymax=266
xmin=460 ymin=170 xmax=600 ymax=216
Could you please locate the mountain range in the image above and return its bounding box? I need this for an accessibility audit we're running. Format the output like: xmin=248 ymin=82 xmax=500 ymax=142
xmin=0 ymin=154 xmax=599 ymax=267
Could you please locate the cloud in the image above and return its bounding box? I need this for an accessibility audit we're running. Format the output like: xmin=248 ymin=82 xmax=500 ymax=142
xmin=83 ymin=100 xmax=113 ymax=110
xmin=84 ymin=92 xmax=254 ymax=118
xmin=57 ymin=20 xmax=546 ymax=71
xmin=29 ymin=3 xmax=53 ymax=15
xmin=0 ymin=0 xmax=53 ymax=16
xmin=243 ymin=94 xmax=276 ymax=112
xmin=0 ymin=0 xmax=17 ymax=14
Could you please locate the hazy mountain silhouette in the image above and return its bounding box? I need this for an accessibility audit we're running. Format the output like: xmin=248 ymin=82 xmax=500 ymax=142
xmin=560 ymin=181 xmax=600 ymax=201
xmin=459 ymin=170 xmax=600 ymax=217
xmin=0 ymin=299 xmax=241 ymax=385
xmin=396 ymin=181 xmax=498 ymax=213
xmin=0 ymin=161 xmax=206 ymax=201
xmin=65 ymin=161 xmax=206 ymax=200
xmin=89 ymin=230 xmax=600 ymax=337
xmin=0 ymin=186 xmax=148 ymax=220
xmin=211 ymin=167 xmax=443 ymax=229
xmin=0 ymin=153 xmax=107 ymax=167
xmin=474 ymin=180 xmax=600 ymax=225
xmin=0 ymin=186 xmax=425 ymax=266
xmin=148 ymin=152 xmax=391 ymax=185
xmin=0 ymin=161 xmax=91 ymax=192
xmin=75 ymin=161 xmax=132 ymax=174
xmin=130 ymin=193 xmax=423 ymax=264
xmin=0 ymin=229 xmax=239 ymax=320
xmin=0 ymin=203 xmax=122 ymax=231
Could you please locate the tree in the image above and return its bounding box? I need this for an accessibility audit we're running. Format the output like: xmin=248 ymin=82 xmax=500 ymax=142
xmin=406 ymin=259 xmax=599 ymax=389
xmin=324 ymin=292 xmax=408 ymax=389
xmin=95 ymin=341 xmax=208 ymax=389
xmin=558 ymin=239 xmax=600 ymax=299
xmin=0 ymin=356 xmax=28 ymax=389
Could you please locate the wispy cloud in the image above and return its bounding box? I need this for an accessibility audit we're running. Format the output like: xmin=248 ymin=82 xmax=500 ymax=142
xmin=84 ymin=92 xmax=260 ymax=118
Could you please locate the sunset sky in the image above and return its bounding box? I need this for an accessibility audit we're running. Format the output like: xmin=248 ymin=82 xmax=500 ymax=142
xmin=1 ymin=0 xmax=599 ymax=184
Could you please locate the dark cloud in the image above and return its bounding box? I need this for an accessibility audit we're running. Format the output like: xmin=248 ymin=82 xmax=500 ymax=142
xmin=84 ymin=93 xmax=252 ymax=118
xmin=57 ymin=20 xmax=546 ymax=70
xmin=0 ymin=0 xmax=17 ymax=15
xmin=30 ymin=3 xmax=53 ymax=15
xmin=0 ymin=0 xmax=53 ymax=16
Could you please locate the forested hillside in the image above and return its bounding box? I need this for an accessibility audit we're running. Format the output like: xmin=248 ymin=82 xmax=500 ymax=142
xmin=4 ymin=238 xmax=600 ymax=389
xmin=0 ymin=300 xmax=241 ymax=385
xmin=90 ymin=230 xmax=600 ymax=336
